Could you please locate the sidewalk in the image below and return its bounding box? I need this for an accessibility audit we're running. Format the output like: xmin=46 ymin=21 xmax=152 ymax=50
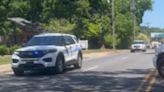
xmin=0 ymin=50 xmax=128 ymax=74
xmin=0 ymin=64 xmax=11 ymax=74
xmin=83 ymin=50 xmax=128 ymax=58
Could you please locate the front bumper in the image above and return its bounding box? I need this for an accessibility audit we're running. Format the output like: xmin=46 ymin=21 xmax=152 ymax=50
xmin=12 ymin=63 xmax=52 ymax=71
xmin=131 ymin=47 xmax=146 ymax=51
xmin=11 ymin=53 xmax=58 ymax=71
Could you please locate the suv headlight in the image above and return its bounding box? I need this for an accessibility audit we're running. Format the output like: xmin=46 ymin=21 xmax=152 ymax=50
xmin=13 ymin=51 xmax=20 ymax=55
xmin=131 ymin=45 xmax=134 ymax=49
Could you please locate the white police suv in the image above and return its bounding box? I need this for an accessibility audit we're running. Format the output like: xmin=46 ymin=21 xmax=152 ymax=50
xmin=153 ymin=44 xmax=164 ymax=78
xmin=11 ymin=33 xmax=82 ymax=76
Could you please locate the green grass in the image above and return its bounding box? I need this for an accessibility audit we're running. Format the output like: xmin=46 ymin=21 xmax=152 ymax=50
xmin=0 ymin=56 xmax=10 ymax=65
xmin=82 ymin=49 xmax=129 ymax=54
xmin=82 ymin=49 xmax=113 ymax=54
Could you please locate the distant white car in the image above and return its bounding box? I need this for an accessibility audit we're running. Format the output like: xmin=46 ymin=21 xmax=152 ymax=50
xmin=130 ymin=40 xmax=146 ymax=52
xmin=151 ymin=41 xmax=161 ymax=49
xmin=153 ymin=44 xmax=164 ymax=78
xmin=11 ymin=33 xmax=82 ymax=76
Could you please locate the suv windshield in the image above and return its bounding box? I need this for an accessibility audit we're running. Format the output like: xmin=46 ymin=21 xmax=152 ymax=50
xmin=26 ymin=36 xmax=63 ymax=46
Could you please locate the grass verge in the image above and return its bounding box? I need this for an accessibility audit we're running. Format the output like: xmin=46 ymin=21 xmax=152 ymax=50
xmin=82 ymin=49 xmax=114 ymax=54
xmin=0 ymin=56 xmax=10 ymax=65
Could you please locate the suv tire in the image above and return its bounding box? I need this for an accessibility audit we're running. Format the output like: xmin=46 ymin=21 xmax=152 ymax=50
xmin=55 ymin=56 xmax=64 ymax=74
xmin=13 ymin=69 xmax=24 ymax=76
xmin=158 ymin=61 xmax=164 ymax=78
xmin=131 ymin=50 xmax=135 ymax=53
xmin=143 ymin=50 xmax=146 ymax=52
xmin=74 ymin=54 xmax=82 ymax=69
xmin=157 ymin=58 xmax=164 ymax=78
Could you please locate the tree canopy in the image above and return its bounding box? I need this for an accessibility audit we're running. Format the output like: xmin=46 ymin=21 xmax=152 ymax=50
xmin=0 ymin=0 xmax=152 ymax=48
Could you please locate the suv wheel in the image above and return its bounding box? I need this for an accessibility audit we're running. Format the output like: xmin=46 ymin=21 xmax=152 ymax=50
xmin=131 ymin=50 xmax=135 ymax=53
xmin=74 ymin=54 xmax=82 ymax=69
xmin=55 ymin=56 xmax=64 ymax=74
xmin=13 ymin=69 xmax=24 ymax=76
xmin=158 ymin=62 xmax=164 ymax=78
xmin=143 ymin=50 xmax=146 ymax=52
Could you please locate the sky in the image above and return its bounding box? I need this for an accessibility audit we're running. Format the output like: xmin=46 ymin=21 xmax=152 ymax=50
xmin=141 ymin=0 xmax=164 ymax=29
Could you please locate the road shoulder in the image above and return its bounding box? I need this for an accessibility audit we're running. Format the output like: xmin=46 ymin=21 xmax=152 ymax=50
xmin=0 ymin=50 xmax=128 ymax=74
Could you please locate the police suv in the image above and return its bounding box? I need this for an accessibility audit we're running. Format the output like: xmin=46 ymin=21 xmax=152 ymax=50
xmin=153 ymin=44 xmax=164 ymax=78
xmin=11 ymin=33 xmax=82 ymax=76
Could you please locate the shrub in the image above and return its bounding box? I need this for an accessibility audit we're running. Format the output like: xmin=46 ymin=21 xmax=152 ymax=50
xmin=104 ymin=34 xmax=120 ymax=48
xmin=9 ymin=45 xmax=20 ymax=54
xmin=0 ymin=45 xmax=9 ymax=56
xmin=104 ymin=34 xmax=113 ymax=48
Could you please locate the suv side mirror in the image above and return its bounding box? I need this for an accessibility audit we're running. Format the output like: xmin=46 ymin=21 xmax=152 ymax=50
xmin=65 ymin=41 xmax=71 ymax=45
xmin=22 ymin=43 xmax=26 ymax=47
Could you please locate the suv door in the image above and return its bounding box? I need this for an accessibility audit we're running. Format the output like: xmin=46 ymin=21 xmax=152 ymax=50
xmin=63 ymin=36 xmax=73 ymax=61
xmin=64 ymin=36 xmax=78 ymax=61
xmin=70 ymin=36 xmax=79 ymax=60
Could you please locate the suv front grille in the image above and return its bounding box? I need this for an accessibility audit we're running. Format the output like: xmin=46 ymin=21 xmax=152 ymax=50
xmin=18 ymin=51 xmax=45 ymax=58
xmin=18 ymin=64 xmax=44 ymax=70
xmin=134 ymin=46 xmax=140 ymax=48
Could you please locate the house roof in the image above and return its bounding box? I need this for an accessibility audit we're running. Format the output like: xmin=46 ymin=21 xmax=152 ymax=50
xmin=8 ymin=17 xmax=31 ymax=26
xmin=8 ymin=17 xmax=44 ymax=33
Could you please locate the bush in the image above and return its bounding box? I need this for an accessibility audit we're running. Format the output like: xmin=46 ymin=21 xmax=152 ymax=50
xmin=104 ymin=34 xmax=113 ymax=48
xmin=104 ymin=34 xmax=120 ymax=48
xmin=0 ymin=45 xmax=9 ymax=56
xmin=9 ymin=45 xmax=20 ymax=54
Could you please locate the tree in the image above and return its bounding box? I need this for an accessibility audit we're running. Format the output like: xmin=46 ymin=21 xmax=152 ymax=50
xmin=115 ymin=14 xmax=133 ymax=48
xmin=137 ymin=33 xmax=150 ymax=43
xmin=0 ymin=0 xmax=153 ymax=49
xmin=42 ymin=18 xmax=75 ymax=33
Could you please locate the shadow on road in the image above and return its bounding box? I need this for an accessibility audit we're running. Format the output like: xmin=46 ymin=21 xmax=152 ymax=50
xmin=0 ymin=68 xmax=152 ymax=92
xmin=151 ymin=74 xmax=164 ymax=92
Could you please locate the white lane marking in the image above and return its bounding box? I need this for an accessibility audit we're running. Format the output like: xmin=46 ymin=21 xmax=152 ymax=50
xmin=120 ymin=57 xmax=128 ymax=60
xmin=82 ymin=66 xmax=99 ymax=72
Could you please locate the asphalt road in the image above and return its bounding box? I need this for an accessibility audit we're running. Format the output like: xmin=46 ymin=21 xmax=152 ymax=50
xmin=0 ymin=50 xmax=163 ymax=92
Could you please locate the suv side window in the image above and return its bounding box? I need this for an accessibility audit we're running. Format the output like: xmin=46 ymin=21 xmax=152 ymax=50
xmin=64 ymin=36 xmax=75 ymax=45
xmin=73 ymin=36 xmax=78 ymax=43
xmin=58 ymin=36 xmax=65 ymax=46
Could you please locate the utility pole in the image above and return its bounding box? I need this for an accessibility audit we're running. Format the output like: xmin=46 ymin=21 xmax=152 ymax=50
xmin=145 ymin=22 xmax=151 ymax=43
xmin=111 ymin=0 xmax=116 ymax=50
xmin=131 ymin=0 xmax=136 ymax=40
xmin=146 ymin=22 xmax=150 ymax=33
xmin=133 ymin=14 xmax=136 ymax=40
xmin=107 ymin=0 xmax=116 ymax=50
